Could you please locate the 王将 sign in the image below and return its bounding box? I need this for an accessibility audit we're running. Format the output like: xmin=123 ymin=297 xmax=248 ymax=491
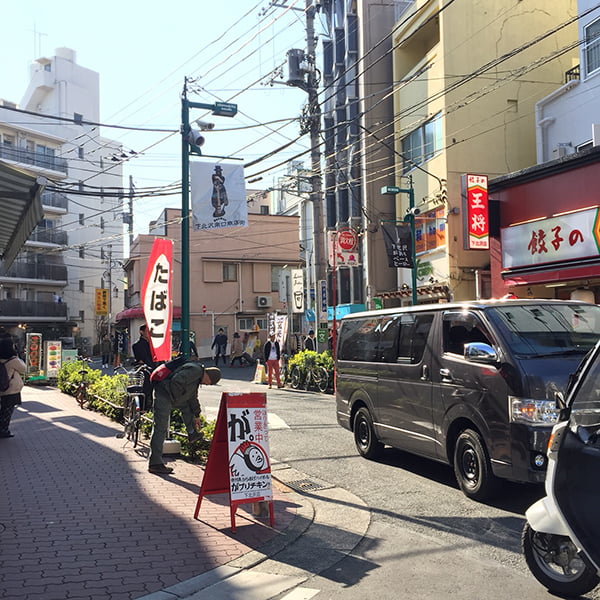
xmin=462 ymin=174 xmax=489 ymax=250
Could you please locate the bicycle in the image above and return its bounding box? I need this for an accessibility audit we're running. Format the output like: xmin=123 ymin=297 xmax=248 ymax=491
xmin=116 ymin=365 xmax=150 ymax=447
xmin=289 ymin=361 xmax=329 ymax=393
xmin=280 ymin=353 xmax=291 ymax=386
xmin=75 ymin=357 xmax=93 ymax=409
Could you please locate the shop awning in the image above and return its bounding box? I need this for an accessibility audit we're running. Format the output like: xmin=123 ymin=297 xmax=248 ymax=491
xmin=0 ymin=161 xmax=45 ymax=273
xmin=115 ymin=305 xmax=182 ymax=322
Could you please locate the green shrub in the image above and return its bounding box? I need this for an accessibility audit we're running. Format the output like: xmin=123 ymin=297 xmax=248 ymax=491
xmin=55 ymin=363 xmax=215 ymax=462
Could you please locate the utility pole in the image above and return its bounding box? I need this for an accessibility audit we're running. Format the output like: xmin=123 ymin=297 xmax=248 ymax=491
xmin=305 ymin=0 xmax=326 ymax=288
xmin=128 ymin=175 xmax=134 ymax=251
xmin=285 ymin=1 xmax=326 ymax=332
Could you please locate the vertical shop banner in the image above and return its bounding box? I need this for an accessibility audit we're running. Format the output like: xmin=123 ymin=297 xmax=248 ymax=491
xmin=291 ymin=269 xmax=304 ymax=313
xmin=44 ymin=340 xmax=62 ymax=378
xmin=26 ymin=333 xmax=42 ymax=376
xmin=190 ymin=161 xmax=248 ymax=230
xmin=381 ymin=222 xmax=414 ymax=268
xmin=95 ymin=288 xmax=109 ymax=316
xmin=271 ymin=314 xmax=288 ymax=349
xmin=141 ymin=238 xmax=173 ymax=362
xmin=462 ymin=174 xmax=489 ymax=250
xmin=194 ymin=392 xmax=274 ymax=532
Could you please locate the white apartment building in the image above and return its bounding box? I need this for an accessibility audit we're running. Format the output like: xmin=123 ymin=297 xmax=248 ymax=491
xmin=0 ymin=48 xmax=124 ymax=353
xmin=535 ymin=0 xmax=600 ymax=163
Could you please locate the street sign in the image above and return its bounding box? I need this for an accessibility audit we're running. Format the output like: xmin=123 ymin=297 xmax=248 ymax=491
xmin=319 ymin=279 xmax=328 ymax=323
xmin=337 ymin=228 xmax=358 ymax=251
xmin=381 ymin=185 xmax=402 ymax=195
xmin=212 ymin=101 xmax=238 ymax=117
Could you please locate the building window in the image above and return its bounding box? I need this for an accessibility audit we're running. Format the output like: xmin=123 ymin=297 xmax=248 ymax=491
xmin=223 ymin=263 xmax=237 ymax=282
xmin=79 ymin=280 xmax=85 ymax=292
xmin=401 ymin=113 xmax=443 ymax=174
xmin=239 ymin=318 xmax=254 ymax=330
xmin=44 ymin=62 xmax=51 ymax=72
xmin=74 ymin=113 xmax=83 ymax=124
xmin=79 ymin=246 xmax=85 ymax=259
xmin=2 ymin=134 xmax=14 ymax=146
xmin=260 ymin=205 xmax=269 ymax=215
xmin=100 ymin=217 xmax=105 ymax=233
xmin=79 ymin=310 xmax=85 ymax=321
xmin=271 ymin=265 xmax=281 ymax=293
xmin=79 ymin=213 xmax=85 ymax=225
xmin=78 ymin=146 xmax=84 ymax=158
xmin=256 ymin=318 xmax=268 ymax=330
xmin=584 ymin=18 xmax=600 ymax=77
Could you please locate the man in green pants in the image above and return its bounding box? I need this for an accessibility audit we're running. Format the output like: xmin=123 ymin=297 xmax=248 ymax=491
xmin=148 ymin=363 xmax=221 ymax=475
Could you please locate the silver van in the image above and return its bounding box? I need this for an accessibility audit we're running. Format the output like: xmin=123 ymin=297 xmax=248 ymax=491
xmin=335 ymin=299 xmax=600 ymax=500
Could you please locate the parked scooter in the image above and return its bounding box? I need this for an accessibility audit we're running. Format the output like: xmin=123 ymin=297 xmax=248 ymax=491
xmin=522 ymin=341 xmax=600 ymax=597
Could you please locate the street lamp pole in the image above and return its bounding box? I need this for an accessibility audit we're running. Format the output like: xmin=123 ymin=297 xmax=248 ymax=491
xmin=180 ymin=78 xmax=237 ymax=357
xmin=181 ymin=87 xmax=191 ymax=358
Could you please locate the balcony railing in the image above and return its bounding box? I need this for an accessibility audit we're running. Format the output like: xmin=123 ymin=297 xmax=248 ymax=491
xmin=41 ymin=191 xmax=68 ymax=210
xmin=2 ymin=261 xmax=68 ymax=282
xmin=565 ymin=64 xmax=580 ymax=83
xmin=28 ymin=227 xmax=68 ymax=246
xmin=0 ymin=144 xmax=68 ymax=174
xmin=0 ymin=299 xmax=68 ymax=319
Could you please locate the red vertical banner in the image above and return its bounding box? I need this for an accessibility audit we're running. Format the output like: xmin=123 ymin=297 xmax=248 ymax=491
xmin=462 ymin=174 xmax=489 ymax=250
xmin=194 ymin=392 xmax=274 ymax=532
xmin=141 ymin=238 xmax=173 ymax=362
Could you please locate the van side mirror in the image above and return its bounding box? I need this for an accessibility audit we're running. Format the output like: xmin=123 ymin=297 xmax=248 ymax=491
xmin=464 ymin=342 xmax=498 ymax=364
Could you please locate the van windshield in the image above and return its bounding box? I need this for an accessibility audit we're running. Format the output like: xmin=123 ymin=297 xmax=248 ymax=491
xmin=487 ymin=304 xmax=600 ymax=357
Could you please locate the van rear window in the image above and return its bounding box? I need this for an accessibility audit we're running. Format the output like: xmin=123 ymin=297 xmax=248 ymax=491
xmin=338 ymin=313 xmax=434 ymax=363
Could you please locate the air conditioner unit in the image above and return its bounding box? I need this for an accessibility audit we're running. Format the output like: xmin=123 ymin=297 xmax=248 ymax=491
xmin=257 ymin=295 xmax=272 ymax=308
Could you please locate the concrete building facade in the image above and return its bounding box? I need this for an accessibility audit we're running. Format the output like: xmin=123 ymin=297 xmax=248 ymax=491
xmin=390 ymin=0 xmax=578 ymax=303
xmin=0 ymin=48 xmax=124 ymax=353
xmin=120 ymin=205 xmax=301 ymax=359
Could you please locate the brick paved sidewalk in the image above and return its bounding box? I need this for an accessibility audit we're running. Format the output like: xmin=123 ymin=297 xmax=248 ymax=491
xmin=0 ymin=385 xmax=298 ymax=600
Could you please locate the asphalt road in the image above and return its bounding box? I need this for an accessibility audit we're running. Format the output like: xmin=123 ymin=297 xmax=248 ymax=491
xmin=198 ymin=377 xmax=600 ymax=600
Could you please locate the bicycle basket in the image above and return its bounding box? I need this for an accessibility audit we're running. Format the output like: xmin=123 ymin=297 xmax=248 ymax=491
xmin=125 ymin=372 xmax=145 ymax=394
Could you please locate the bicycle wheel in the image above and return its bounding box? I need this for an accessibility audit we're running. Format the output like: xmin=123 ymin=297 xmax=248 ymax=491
xmin=76 ymin=385 xmax=86 ymax=409
xmin=290 ymin=366 xmax=302 ymax=389
xmin=125 ymin=397 xmax=138 ymax=444
xmin=313 ymin=367 xmax=329 ymax=393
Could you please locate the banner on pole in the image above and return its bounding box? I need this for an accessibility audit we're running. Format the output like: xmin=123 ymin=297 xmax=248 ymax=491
xmin=141 ymin=238 xmax=173 ymax=362
xmin=381 ymin=222 xmax=414 ymax=268
xmin=190 ymin=161 xmax=248 ymax=230
xmin=291 ymin=269 xmax=304 ymax=313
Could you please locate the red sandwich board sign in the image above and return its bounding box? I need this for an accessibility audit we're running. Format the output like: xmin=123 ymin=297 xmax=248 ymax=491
xmin=194 ymin=392 xmax=273 ymax=532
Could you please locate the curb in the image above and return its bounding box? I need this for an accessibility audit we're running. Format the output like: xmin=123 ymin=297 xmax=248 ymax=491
xmin=138 ymin=463 xmax=370 ymax=600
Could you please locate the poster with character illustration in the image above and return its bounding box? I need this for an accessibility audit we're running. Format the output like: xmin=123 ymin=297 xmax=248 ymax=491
xmin=190 ymin=161 xmax=248 ymax=231
xmin=227 ymin=394 xmax=272 ymax=502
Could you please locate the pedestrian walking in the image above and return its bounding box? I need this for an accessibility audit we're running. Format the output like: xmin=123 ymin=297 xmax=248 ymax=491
xmin=304 ymin=330 xmax=316 ymax=352
xmin=264 ymin=332 xmax=282 ymax=389
xmin=211 ymin=328 xmax=228 ymax=366
xmin=100 ymin=334 xmax=111 ymax=368
xmin=0 ymin=337 xmax=26 ymax=438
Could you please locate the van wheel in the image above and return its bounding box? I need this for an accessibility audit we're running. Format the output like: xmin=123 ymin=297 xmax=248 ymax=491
xmin=453 ymin=429 xmax=497 ymax=501
xmin=354 ymin=407 xmax=383 ymax=460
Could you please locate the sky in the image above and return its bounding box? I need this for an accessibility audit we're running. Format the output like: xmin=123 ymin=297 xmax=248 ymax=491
xmin=0 ymin=0 xmax=315 ymax=235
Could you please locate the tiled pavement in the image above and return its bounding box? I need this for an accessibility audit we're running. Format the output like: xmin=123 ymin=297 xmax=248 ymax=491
xmin=0 ymin=383 xmax=299 ymax=600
